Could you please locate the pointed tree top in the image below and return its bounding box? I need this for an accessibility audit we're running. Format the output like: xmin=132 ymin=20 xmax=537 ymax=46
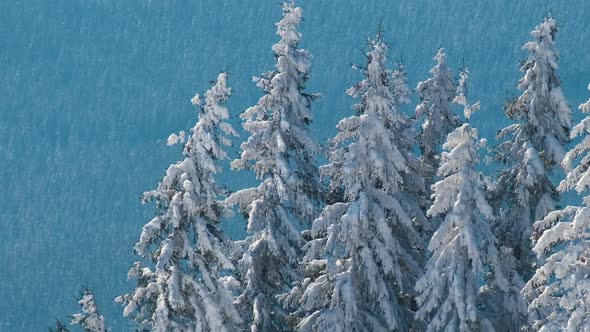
xmin=345 ymin=30 xmax=394 ymax=117
xmin=274 ymin=2 xmax=303 ymax=51
xmin=71 ymin=288 xmax=106 ymax=332
xmin=422 ymin=47 xmax=453 ymax=87
xmin=214 ymin=71 xmax=229 ymax=90
xmin=203 ymin=72 xmax=231 ymax=109
xmin=375 ymin=19 xmax=385 ymax=42
xmin=531 ymin=14 xmax=557 ymax=42
xmin=453 ymin=67 xmax=481 ymax=120
xmin=434 ymin=48 xmax=447 ymax=65
xmin=366 ymin=33 xmax=388 ymax=76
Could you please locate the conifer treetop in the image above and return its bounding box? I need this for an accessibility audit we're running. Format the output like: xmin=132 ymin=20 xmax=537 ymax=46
xmin=71 ymin=289 xmax=106 ymax=332
xmin=491 ymin=15 xmax=572 ymax=278
xmin=417 ymin=74 xmax=506 ymax=331
xmin=116 ymin=73 xmax=240 ymax=332
xmin=284 ymin=30 xmax=426 ymax=332
xmin=392 ymin=60 xmax=412 ymax=107
xmin=415 ymin=47 xmax=460 ymax=171
xmin=226 ymin=3 xmax=322 ymax=331
xmin=504 ymin=15 xmax=572 ymax=165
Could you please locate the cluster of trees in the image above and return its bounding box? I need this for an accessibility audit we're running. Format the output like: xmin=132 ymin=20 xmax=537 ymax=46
xmin=53 ymin=2 xmax=590 ymax=332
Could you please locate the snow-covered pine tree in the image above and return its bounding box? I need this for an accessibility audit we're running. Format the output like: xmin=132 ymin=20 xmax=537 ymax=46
xmin=491 ymin=15 xmax=572 ymax=278
xmin=48 ymin=288 xmax=106 ymax=332
xmin=414 ymin=48 xmax=460 ymax=175
xmin=116 ymin=72 xmax=241 ymax=332
xmin=282 ymin=30 xmax=427 ymax=332
xmin=415 ymin=73 xmax=507 ymax=331
xmin=392 ymin=59 xmax=412 ymax=107
xmin=452 ymin=68 xmax=480 ymax=121
xmin=71 ymin=289 xmax=106 ymax=332
xmin=225 ymin=2 xmax=322 ymax=331
xmin=522 ymin=85 xmax=590 ymax=331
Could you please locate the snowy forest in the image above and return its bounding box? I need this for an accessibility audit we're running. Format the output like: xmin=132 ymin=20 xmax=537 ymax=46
xmin=3 ymin=1 xmax=590 ymax=332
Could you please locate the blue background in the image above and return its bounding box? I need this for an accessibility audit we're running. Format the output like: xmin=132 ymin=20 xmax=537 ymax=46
xmin=2 ymin=1 xmax=589 ymax=330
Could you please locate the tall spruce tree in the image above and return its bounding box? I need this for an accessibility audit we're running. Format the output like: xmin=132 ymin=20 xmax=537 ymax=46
xmin=415 ymin=48 xmax=460 ymax=176
xmin=116 ymin=73 xmax=241 ymax=332
xmin=415 ymin=82 xmax=507 ymax=331
xmin=488 ymin=18 xmax=572 ymax=330
xmin=491 ymin=15 xmax=572 ymax=277
xmin=522 ymin=85 xmax=590 ymax=331
xmin=226 ymin=2 xmax=322 ymax=331
xmin=282 ymin=30 xmax=427 ymax=332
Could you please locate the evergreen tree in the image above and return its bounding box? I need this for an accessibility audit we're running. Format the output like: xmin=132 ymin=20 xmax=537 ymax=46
xmin=452 ymin=68 xmax=480 ymax=121
xmin=492 ymin=15 xmax=572 ymax=276
xmin=49 ymin=288 xmax=106 ymax=332
xmin=415 ymin=48 xmax=460 ymax=175
xmin=487 ymin=18 xmax=572 ymax=329
xmin=522 ymin=85 xmax=590 ymax=331
xmin=283 ymin=30 xmax=426 ymax=332
xmin=392 ymin=60 xmax=412 ymax=107
xmin=71 ymin=289 xmax=106 ymax=332
xmin=415 ymin=75 xmax=506 ymax=331
xmin=116 ymin=73 xmax=241 ymax=332
xmin=226 ymin=2 xmax=322 ymax=331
